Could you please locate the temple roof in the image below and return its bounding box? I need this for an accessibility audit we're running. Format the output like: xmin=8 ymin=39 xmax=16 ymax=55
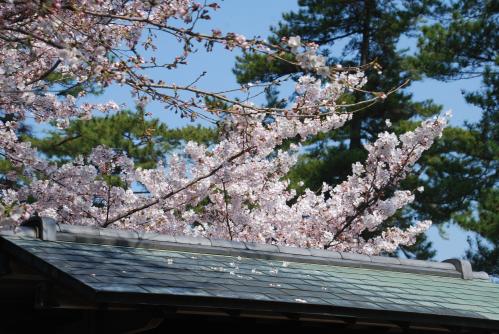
xmin=1 ymin=217 xmax=498 ymax=332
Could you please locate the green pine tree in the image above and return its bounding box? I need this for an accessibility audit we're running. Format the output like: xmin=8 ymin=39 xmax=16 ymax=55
xmin=410 ymin=0 xmax=498 ymax=273
xmin=27 ymin=110 xmax=218 ymax=170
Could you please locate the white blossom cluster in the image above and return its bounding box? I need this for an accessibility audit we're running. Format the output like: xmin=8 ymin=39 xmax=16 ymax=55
xmin=0 ymin=1 xmax=449 ymax=255
xmin=288 ymin=36 xmax=329 ymax=77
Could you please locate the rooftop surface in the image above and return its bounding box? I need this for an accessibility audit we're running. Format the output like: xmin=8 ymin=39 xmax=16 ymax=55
xmin=1 ymin=217 xmax=499 ymax=331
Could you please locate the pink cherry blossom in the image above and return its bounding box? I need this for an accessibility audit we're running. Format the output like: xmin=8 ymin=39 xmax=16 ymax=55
xmin=0 ymin=1 xmax=449 ymax=255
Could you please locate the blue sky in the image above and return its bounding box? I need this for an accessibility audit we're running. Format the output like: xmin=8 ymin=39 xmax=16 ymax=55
xmin=41 ymin=1 xmax=485 ymax=260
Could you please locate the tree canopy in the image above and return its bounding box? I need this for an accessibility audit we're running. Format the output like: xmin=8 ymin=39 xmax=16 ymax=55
xmin=411 ymin=0 xmax=498 ymax=273
xmin=0 ymin=0 xmax=476 ymax=258
xmin=27 ymin=110 xmax=217 ymax=169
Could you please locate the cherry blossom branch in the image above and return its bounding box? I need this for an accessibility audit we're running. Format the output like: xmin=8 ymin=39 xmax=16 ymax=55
xmin=221 ymin=180 xmax=233 ymax=240
xmin=0 ymin=1 xmax=449 ymax=255
xmin=102 ymin=146 xmax=254 ymax=227
xmin=325 ymin=145 xmax=418 ymax=249
xmin=25 ymin=60 xmax=61 ymax=86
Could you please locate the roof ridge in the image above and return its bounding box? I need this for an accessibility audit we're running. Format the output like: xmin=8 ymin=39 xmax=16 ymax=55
xmin=0 ymin=216 xmax=489 ymax=281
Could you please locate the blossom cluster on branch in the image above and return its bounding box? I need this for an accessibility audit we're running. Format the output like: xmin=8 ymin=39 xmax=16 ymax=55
xmin=0 ymin=0 xmax=448 ymax=255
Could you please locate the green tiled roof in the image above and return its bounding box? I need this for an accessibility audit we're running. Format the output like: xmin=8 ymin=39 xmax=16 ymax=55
xmin=1 ymin=229 xmax=499 ymax=329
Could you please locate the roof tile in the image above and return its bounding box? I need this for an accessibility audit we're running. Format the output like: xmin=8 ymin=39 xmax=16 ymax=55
xmin=1 ymin=234 xmax=498 ymax=326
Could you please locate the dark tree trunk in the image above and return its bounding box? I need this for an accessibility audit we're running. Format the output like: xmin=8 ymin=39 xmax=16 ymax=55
xmin=349 ymin=0 xmax=373 ymax=150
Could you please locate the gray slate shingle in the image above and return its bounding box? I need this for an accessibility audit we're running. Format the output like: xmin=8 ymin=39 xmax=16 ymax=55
xmin=3 ymin=235 xmax=499 ymax=322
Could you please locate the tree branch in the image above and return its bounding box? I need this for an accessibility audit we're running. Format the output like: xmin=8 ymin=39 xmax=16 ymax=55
xmin=102 ymin=146 xmax=254 ymax=227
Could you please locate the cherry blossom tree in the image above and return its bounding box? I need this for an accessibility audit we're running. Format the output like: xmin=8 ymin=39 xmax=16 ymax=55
xmin=0 ymin=0 xmax=449 ymax=255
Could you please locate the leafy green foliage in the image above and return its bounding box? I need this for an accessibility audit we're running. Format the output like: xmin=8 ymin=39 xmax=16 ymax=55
xmin=410 ymin=0 xmax=498 ymax=272
xmin=27 ymin=110 xmax=218 ymax=169
xmin=410 ymin=0 xmax=497 ymax=80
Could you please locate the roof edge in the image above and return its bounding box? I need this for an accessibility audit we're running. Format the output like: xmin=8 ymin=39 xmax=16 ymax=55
xmin=0 ymin=216 xmax=489 ymax=281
